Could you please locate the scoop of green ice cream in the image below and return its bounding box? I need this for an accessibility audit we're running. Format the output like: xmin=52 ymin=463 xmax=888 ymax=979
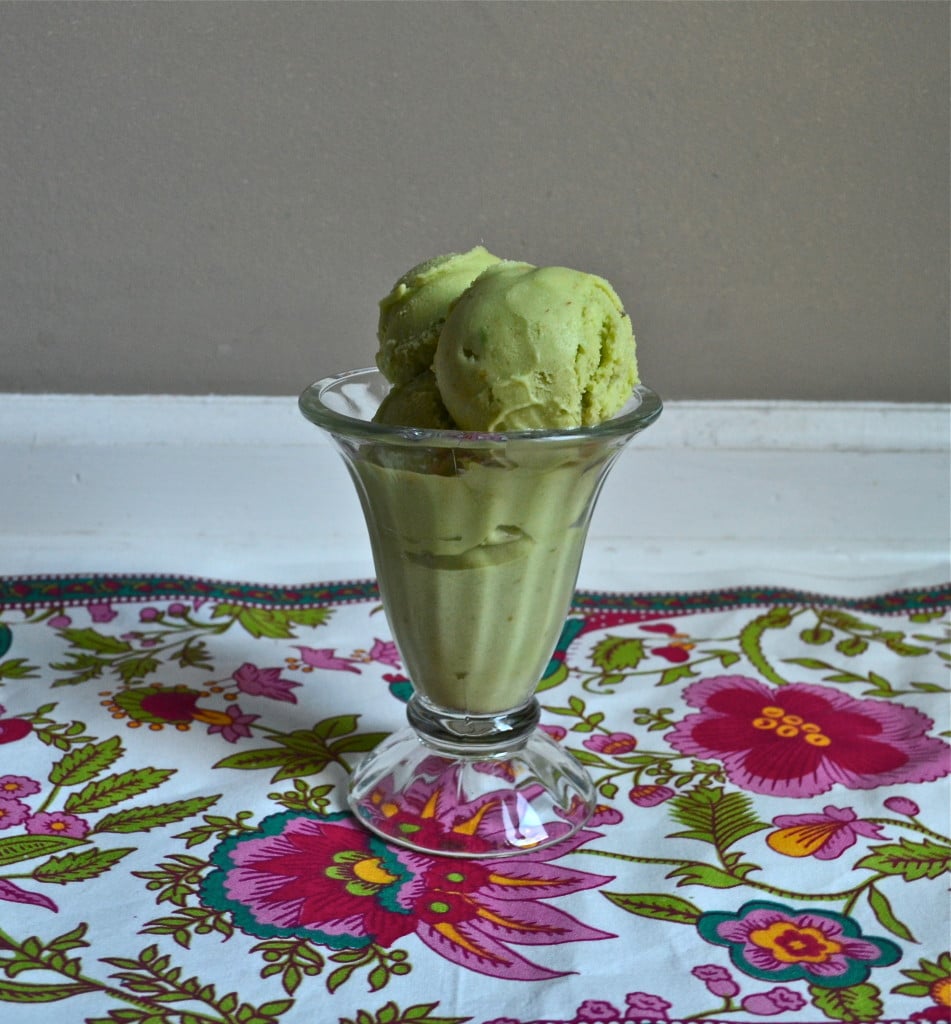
xmin=433 ymin=262 xmax=639 ymax=432
xmin=376 ymin=246 xmax=501 ymax=385
xmin=372 ymin=370 xmax=458 ymax=430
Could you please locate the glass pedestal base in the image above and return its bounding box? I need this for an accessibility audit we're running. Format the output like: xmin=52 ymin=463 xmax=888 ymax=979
xmin=347 ymin=697 xmax=596 ymax=858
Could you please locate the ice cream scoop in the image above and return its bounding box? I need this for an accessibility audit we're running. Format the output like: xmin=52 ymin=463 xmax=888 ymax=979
xmin=376 ymin=245 xmax=501 ymax=385
xmin=372 ymin=369 xmax=456 ymax=430
xmin=434 ymin=262 xmax=639 ymax=432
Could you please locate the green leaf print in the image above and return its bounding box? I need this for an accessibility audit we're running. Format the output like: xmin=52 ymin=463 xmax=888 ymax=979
xmin=855 ymin=838 xmax=951 ymax=881
xmin=49 ymin=736 xmax=124 ymax=787
xmin=668 ymin=786 xmax=768 ymax=850
xmin=810 ymin=982 xmax=885 ymax=1022
xmin=601 ymin=891 xmax=702 ymax=924
xmin=0 ymin=979 xmax=93 ymax=1003
xmin=738 ymin=607 xmax=795 ymax=685
xmin=211 ymin=603 xmax=332 ymax=639
xmin=59 ymin=627 xmax=133 ymax=655
xmin=591 ymin=635 xmax=647 ymax=671
xmin=92 ymin=795 xmax=219 ymax=835
xmin=0 ymin=833 xmax=85 ymax=867
xmin=33 ymin=846 xmax=135 ymax=884
xmin=64 ymin=768 xmax=176 ymax=813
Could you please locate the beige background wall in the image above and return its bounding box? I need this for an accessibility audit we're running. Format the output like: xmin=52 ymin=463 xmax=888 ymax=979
xmin=1 ymin=1 xmax=948 ymax=401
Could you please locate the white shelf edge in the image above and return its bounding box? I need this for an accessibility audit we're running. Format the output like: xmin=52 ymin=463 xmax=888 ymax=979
xmin=1 ymin=393 xmax=948 ymax=453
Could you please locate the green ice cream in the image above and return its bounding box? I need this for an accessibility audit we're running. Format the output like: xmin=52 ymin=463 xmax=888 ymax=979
xmin=373 ymin=370 xmax=455 ymax=430
xmin=349 ymin=438 xmax=617 ymax=714
xmin=376 ymin=245 xmax=501 ymax=385
xmin=434 ymin=262 xmax=639 ymax=432
xmin=353 ymin=250 xmax=647 ymax=716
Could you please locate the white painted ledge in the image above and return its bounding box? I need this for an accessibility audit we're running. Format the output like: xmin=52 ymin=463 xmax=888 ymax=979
xmin=1 ymin=394 xmax=948 ymax=595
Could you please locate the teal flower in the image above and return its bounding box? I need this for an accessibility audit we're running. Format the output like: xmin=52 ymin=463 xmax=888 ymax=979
xmin=698 ymin=900 xmax=901 ymax=988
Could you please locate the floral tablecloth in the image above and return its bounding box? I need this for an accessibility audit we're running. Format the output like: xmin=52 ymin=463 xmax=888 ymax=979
xmin=0 ymin=575 xmax=948 ymax=1024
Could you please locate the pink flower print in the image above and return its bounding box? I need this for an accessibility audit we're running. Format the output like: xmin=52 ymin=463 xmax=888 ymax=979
xmin=205 ymin=705 xmax=258 ymax=743
xmin=0 ymin=775 xmax=41 ymax=799
xmin=232 ymin=663 xmax=301 ymax=703
xmin=692 ymin=963 xmax=740 ymax=997
xmin=87 ymin=602 xmax=117 ymax=623
xmin=766 ymin=805 xmax=885 ymax=860
xmin=289 ymin=646 xmax=361 ymax=674
xmin=698 ymin=900 xmax=901 ymax=986
xmin=623 ymin=991 xmax=672 ymax=1021
xmin=367 ymin=638 xmax=401 ymax=668
xmin=589 ymin=803 xmax=624 ymax=826
xmin=884 ymin=795 xmax=921 ymax=817
xmin=666 ymin=674 xmax=951 ymax=798
xmin=47 ymin=614 xmax=72 ymax=629
xmin=201 ymin=811 xmax=615 ymax=982
xmin=575 ymin=999 xmax=621 ymax=1022
xmin=25 ymin=811 xmax=89 ymax=838
xmin=166 ymin=603 xmax=189 ymax=617
xmin=640 ymin=622 xmax=695 ymax=663
xmin=584 ymin=732 xmax=638 ymax=755
xmin=139 ymin=607 xmax=161 ymax=622
xmin=629 ymin=784 xmax=675 ymax=807
xmin=741 ymin=986 xmax=807 ymax=1015
xmin=0 ymin=797 xmax=31 ymax=830
xmin=540 ymin=723 xmax=568 ymax=741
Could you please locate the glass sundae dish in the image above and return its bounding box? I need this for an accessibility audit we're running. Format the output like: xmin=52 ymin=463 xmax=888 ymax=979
xmin=298 ymin=249 xmax=661 ymax=856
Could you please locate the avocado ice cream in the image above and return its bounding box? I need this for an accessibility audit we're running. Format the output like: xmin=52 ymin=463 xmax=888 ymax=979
xmin=375 ymin=245 xmax=501 ymax=386
xmin=435 ymin=262 xmax=638 ymax=432
xmin=372 ymin=370 xmax=456 ymax=430
xmin=351 ymin=248 xmax=648 ymax=715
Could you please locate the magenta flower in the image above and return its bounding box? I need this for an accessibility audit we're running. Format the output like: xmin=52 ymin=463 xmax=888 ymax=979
xmin=623 ymin=991 xmax=672 ymax=1021
xmin=232 ymin=663 xmax=301 ymax=703
xmin=575 ymin=999 xmax=621 ymax=1022
xmin=692 ymin=963 xmax=740 ymax=997
xmin=87 ymin=602 xmax=117 ymax=623
xmin=766 ymin=805 xmax=885 ymax=860
xmin=698 ymin=900 xmax=901 ymax=987
xmin=292 ymin=646 xmax=360 ymax=673
xmin=589 ymin=804 xmax=624 ymax=826
xmin=629 ymin=784 xmax=675 ymax=807
xmin=26 ymin=811 xmax=89 ymax=838
xmin=205 ymin=705 xmax=258 ymax=743
xmin=540 ymin=723 xmax=568 ymax=741
xmin=47 ymin=614 xmax=71 ymax=629
xmin=584 ymin=732 xmax=638 ymax=755
xmin=0 ymin=775 xmax=40 ymax=799
xmin=367 ymin=638 xmax=401 ymax=668
xmin=201 ymin=811 xmax=614 ymax=982
xmin=666 ymin=674 xmax=951 ymax=797
xmin=0 ymin=797 xmax=31 ymax=830
xmin=741 ymin=986 xmax=807 ymax=1015
xmin=884 ymin=795 xmax=921 ymax=817
xmin=139 ymin=607 xmax=161 ymax=622
xmin=0 ymin=708 xmax=32 ymax=745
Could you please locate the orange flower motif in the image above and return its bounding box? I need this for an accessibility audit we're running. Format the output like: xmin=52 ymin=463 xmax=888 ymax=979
xmin=766 ymin=805 xmax=885 ymax=860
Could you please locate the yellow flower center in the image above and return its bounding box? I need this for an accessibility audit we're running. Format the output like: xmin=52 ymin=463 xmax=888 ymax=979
xmin=752 ymin=706 xmax=831 ymax=746
xmin=932 ymin=977 xmax=951 ymax=1007
xmin=750 ymin=921 xmax=842 ymax=964
xmin=351 ymin=857 xmax=399 ymax=886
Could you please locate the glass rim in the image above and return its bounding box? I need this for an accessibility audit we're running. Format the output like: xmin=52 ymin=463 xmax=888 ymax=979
xmin=298 ymin=367 xmax=663 ymax=448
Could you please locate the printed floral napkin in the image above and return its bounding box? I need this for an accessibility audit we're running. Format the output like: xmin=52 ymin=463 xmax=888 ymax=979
xmin=0 ymin=575 xmax=948 ymax=1024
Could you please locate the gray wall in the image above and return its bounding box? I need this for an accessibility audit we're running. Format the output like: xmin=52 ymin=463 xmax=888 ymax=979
xmin=1 ymin=1 xmax=948 ymax=401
